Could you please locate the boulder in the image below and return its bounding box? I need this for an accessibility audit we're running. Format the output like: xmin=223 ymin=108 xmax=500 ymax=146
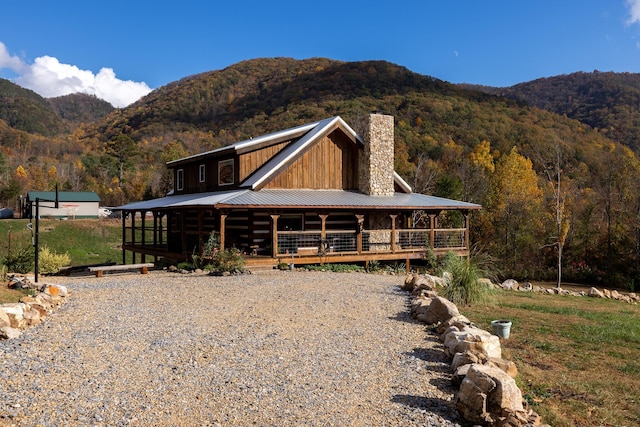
xmin=457 ymin=364 xmax=525 ymax=426
xmin=452 ymin=363 xmax=472 ymax=387
xmin=415 ymin=289 xmax=438 ymax=299
xmin=412 ymin=275 xmax=438 ymax=294
xmin=44 ymin=284 xmax=60 ymax=297
xmin=422 ymin=296 xmax=460 ymax=325
xmin=23 ymin=309 xmax=42 ymax=326
xmin=443 ymin=326 xmax=502 ymax=359
xmin=451 ymin=351 xmax=480 ymax=371
xmin=436 ymin=314 xmax=472 ymax=335
xmin=486 ymin=356 xmax=518 ymax=378
xmin=410 ymin=297 xmax=432 ymax=322
xmin=0 ymin=325 xmax=21 ymax=340
xmin=1 ymin=303 xmax=27 ymax=329
xmin=519 ymin=282 xmax=533 ymax=291
xmin=611 ymin=290 xmax=620 ymax=300
xmin=0 ymin=308 xmax=10 ymax=328
xmin=630 ymin=293 xmax=639 ymax=302
xmin=603 ymin=289 xmax=612 ymax=298
xmin=501 ymin=279 xmax=519 ymax=290
xmin=402 ymin=274 xmax=416 ymax=291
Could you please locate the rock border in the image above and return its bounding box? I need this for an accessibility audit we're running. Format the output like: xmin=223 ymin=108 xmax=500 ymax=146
xmin=403 ymin=273 xmax=551 ymax=427
xmin=1 ymin=275 xmax=69 ymax=340
xmin=495 ymin=278 xmax=639 ymax=304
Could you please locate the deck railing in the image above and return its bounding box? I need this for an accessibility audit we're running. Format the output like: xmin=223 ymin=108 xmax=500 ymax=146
xmin=277 ymin=228 xmax=466 ymax=256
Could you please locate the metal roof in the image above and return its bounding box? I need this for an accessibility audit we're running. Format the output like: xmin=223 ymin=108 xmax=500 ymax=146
xmin=27 ymin=191 xmax=100 ymax=202
xmin=166 ymin=120 xmax=324 ymax=167
xmin=117 ymin=189 xmax=480 ymax=211
xmin=116 ymin=190 xmax=248 ymax=211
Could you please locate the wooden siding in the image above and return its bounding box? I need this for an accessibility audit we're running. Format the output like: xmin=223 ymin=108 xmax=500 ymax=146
xmin=239 ymin=141 xmax=290 ymax=182
xmin=264 ymin=131 xmax=358 ymax=190
xmin=173 ymin=156 xmax=238 ymax=194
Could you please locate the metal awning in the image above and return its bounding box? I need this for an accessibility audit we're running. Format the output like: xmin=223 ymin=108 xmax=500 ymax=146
xmin=117 ymin=189 xmax=480 ymax=211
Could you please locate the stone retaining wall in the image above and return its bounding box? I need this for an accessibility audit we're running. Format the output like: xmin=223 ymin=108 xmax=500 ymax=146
xmin=403 ymin=273 xmax=550 ymax=427
xmin=1 ymin=275 xmax=68 ymax=340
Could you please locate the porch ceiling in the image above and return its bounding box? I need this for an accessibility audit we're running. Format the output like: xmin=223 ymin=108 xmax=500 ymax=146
xmin=116 ymin=189 xmax=480 ymax=211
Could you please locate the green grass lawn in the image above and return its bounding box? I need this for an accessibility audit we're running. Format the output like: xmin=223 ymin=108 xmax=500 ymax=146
xmin=0 ymin=218 xmax=124 ymax=267
xmin=463 ymin=289 xmax=640 ymax=427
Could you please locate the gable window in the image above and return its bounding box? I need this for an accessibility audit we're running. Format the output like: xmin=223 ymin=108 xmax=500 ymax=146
xmin=218 ymin=159 xmax=234 ymax=186
xmin=199 ymin=164 xmax=206 ymax=183
xmin=176 ymin=169 xmax=184 ymax=191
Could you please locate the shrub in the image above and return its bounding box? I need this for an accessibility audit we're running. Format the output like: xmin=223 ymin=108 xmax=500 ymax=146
xmin=195 ymin=232 xmax=246 ymax=273
xmin=3 ymin=245 xmax=34 ymax=274
xmin=438 ymin=251 xmax=494 ymax=306
xmin=38 ymin=245 xmax=71 ymax=275
xmin=177 ymin=261 xmax=193 ymax=271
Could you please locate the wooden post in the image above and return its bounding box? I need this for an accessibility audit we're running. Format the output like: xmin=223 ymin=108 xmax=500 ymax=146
xmin=319 ymin=214 xmax=328 ymax=239
xmin=270 ymin=214 xmax=280 ymax=257
xmin=390 ymin=214 xmax=397 ymax=253
xmin=429 ymin=214 xmax=436 ymax=249
xmin=153 ymin=211 xmax=158 ymax=248
xmin=131 ymin=211 xmax=137 ymax=264
xmin=219 ymin=213 xmax=228 ymax=252
xmin=141 ymin=211 xmax=146 ymax=263
xmin=121 ymin=212 xmax=126 ymax=264
xmin=463 ymin=211 xmax=470 ymax=252
xmin=356 ymin=214 xmax=364 ymax=254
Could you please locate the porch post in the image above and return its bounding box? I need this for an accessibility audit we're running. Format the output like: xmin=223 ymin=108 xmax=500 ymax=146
xmin=153 ymin=212 xmax=158 ymax=248
xmin=121 ymin=212 xmax=126 ymax=264
xmin=141 ymin=211 xmax=146 ymax=263
xmin=390 ymin=214 xmax=397 ymax=253
xmin=356 ymin=214 xmax=364 ymax=254
xmin=270 ymin=214 xmax=280 ymax=257
xmin=319 ymin=214 xmax=328 ymax=239
xmin=463 ymin=211 xmax=470 ymax=251
xmin=429 ymin=214 xmax=436 ymax=248
xmin=219 ymin=213 xmax=227 ymax=252
xmin=131 ymin=211 xmax=137 ymax=264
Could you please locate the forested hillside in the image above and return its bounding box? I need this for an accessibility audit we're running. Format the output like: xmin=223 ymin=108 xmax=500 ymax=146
xmin=474 ymin=71 xmax=640 ymax=152
xmin=1 ymin=58 xmax=640 ymax=286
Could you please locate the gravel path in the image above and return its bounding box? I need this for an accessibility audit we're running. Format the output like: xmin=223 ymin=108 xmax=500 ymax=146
xmin=0 ymin=270 xmax=462 ymax=427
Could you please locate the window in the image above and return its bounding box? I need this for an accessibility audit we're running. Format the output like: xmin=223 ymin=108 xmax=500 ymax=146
xmin=199 ymin=164 xmax=206 ymax=183
xmin=176 ymin=169 xmax=184 ymax=191
xmin=278 ymin=214 xmax=304 ymax=231
xmin=218 ymin=159 xmax=234 ymax=186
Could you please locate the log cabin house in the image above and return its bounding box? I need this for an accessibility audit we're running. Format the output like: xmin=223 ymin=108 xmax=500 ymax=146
xmin=117 ymin=114 xmax=481 ymax=269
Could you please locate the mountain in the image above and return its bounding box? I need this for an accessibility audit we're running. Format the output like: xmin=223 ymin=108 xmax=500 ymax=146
xmin=0 ymin=79 xmax=114 ymax=137
xmin=48 ymin=93 xmax=115 ymax=126
xmin=471 ymin=71 xmax=640 ymax=152
xmin=0 ymin=78 xmax=66 ymax=136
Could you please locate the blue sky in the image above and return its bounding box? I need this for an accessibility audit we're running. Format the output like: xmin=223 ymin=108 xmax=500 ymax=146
xmin=1 ymin=1 xmax=639 ymax=107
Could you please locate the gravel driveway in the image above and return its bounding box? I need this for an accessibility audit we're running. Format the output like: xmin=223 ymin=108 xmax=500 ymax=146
xmin=0 ymin=270 xmax=462 ymax=426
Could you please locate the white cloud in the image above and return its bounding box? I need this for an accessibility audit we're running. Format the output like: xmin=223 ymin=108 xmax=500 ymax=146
xmin=0 ymin=42 xmax=27 ymax=73
xmin=627 ymin=0 xmax=640 ymax=25
xmin=0 ymin=41 xmax=152 ymax=108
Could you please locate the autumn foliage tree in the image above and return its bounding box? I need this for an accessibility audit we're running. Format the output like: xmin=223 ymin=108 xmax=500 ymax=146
xmin=487 ymin=147 xmax=544 ymax=277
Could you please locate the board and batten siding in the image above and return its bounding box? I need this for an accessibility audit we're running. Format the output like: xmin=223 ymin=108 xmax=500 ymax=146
xmin=239 ymin=141 xmax=289 ymax=182
xmin=263 ymin=132 xmax=358 ymax=190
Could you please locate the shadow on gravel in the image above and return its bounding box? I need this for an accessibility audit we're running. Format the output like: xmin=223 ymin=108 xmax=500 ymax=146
xmin=390 ymin=394 xmax=460 ymax=423
xmin=404 ymin=347 xmax=450 ymax=374
xmin=388 ymin=311 xmax=422 ymax=324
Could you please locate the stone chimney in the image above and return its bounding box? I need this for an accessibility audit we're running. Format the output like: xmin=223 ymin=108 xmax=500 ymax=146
xmin=358 ymin=113 xmax=395 ymax=196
